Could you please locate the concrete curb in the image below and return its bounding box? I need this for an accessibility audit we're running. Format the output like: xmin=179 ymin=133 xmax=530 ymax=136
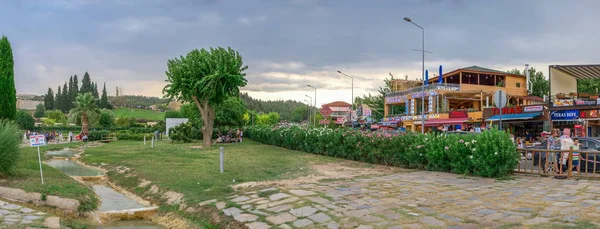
xmin=0 ymin=186 xmax=80 ymax=212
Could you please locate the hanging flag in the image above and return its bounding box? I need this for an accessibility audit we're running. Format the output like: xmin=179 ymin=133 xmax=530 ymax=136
xmin=438 ymin=65 xmax=443 ymax=84
xmin=424 ymin=70 xmax=429 ymax=85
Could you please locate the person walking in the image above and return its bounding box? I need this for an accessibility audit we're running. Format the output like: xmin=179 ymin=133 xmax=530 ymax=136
xmin=69 ymin=131 xmax=74 ymax=142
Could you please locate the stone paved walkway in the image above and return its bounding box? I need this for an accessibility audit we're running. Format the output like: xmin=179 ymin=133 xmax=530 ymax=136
xmin=218 ymin=171 xmax=600 ymax=229
xmin=0 ymin=199 xmax=58 ymax=228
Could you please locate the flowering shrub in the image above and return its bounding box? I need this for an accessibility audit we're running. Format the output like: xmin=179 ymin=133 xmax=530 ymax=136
xmin=247 ymin=126 xmax=519 ymax=178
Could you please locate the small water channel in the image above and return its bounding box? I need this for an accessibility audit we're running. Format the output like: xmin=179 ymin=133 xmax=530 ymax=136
xmin=45 ymin=149 xmax=163 ymax=228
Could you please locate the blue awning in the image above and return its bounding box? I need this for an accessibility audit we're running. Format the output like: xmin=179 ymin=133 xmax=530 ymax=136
xmin=487 ymin=112 xmax=542 ymax=121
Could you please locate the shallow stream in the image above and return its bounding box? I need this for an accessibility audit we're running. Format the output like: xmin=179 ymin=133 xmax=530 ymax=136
xmin=45 ymin=148 xmax=163 ymax=228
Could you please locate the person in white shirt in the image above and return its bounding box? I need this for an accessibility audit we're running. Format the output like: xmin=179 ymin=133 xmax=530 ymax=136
xmin=560 ymin=128 xmax=574 ymax=173
xmin=68 ymin=131 xmax=74 ymax=142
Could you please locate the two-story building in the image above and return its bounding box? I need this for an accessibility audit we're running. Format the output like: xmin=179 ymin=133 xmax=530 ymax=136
xmin=321 ymin=101 xmax=353 ymax=125
xmin=384 ymin=66 xmax=542 ymax=132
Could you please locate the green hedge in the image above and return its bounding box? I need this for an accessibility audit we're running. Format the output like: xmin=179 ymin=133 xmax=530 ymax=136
xmin=247 ymin=126 xmax=519 ymax=178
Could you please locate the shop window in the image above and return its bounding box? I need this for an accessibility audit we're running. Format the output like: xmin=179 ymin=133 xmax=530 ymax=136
xmin=516 ymin=82 xmax=521 ymax=88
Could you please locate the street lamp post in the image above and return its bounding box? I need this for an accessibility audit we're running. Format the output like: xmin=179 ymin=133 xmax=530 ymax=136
xmin=404 ymin=17 xmax=426 ymax=134
xmin=337 ymin=70 xmax=355 ymax=129
xmin=305 ymin=96 xmax=312 ymax=125
xmin=307 ymin=85 xmax=317 ymax=126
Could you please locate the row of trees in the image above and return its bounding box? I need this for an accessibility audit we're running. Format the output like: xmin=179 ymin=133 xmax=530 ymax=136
xmin=240 ymin=93 xmax=307 ymax=121
xmin=44 ymin=72 xmax=111 ymax=113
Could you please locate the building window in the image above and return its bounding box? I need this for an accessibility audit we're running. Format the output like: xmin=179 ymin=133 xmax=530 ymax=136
xmin=516 ymin=83 xmax=521 ymax=88
xmin=479 ymin=74 xmax=496 ymax=86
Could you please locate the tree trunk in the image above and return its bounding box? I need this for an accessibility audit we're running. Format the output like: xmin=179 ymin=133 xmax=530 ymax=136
xmin=193 ymin=96 xmax=214 ymax=147
xmin=81 ymin=112 xmax=89 ymax=135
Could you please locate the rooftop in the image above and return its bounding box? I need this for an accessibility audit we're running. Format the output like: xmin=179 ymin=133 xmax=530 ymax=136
xmin=323 ymin=101 xmax=352 ymax=107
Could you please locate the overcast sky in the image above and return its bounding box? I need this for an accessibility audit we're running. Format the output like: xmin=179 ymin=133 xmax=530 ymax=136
xmin=2 ymin=0 xmax=599 ymax=106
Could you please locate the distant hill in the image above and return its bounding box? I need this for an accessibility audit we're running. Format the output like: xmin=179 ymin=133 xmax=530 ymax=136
xmin=240 ymin=93 xmax=307 ymax=121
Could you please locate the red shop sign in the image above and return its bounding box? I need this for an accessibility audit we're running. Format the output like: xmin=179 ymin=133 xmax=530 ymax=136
xmin=492 ymin=106 xmax=524 ymax=115
xmin=449 ymin=111 xmax=468 ymax=119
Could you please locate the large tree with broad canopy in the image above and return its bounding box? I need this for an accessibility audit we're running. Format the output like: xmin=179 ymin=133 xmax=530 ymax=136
xmin=163 ymin=47 xmax=248 ymax=147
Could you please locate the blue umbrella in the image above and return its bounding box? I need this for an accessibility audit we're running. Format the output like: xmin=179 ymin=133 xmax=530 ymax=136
xmin=425 ymin=70 xmax=429 ymax=85
xmin=438 ymin=65 xmax=443 ymax=84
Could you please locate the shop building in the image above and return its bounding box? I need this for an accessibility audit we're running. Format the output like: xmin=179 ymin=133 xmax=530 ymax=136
xmin=548 ymin=64 xmax=600 ymax=137
xmin=384 ymin=66 xmax=538 ymax=132
xmin=482 ymin=105 xmax=550 ymax=136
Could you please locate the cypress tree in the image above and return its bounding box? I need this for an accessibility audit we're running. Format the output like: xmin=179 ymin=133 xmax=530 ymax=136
xmin=56 ymin=86 xmax=62 ymax=112
xmin=44 ymin=88 xmax=54 ymax=110
xmin=73 ymin=74 xmax=79 ymax=96
xmin=62 ymin=82 xmax=69 ymax=112
xmin=0 ymin=36 xmax=16 ymax=120
xmin=80 ymin=72 xmax=92 ymax=94
xmin=68 ymin=76 xmax=74 ymax=103
xmin=93 ymin=82 xmax=100 ymax=98
xmin=100 ymin=82 xmax=109 ymax=109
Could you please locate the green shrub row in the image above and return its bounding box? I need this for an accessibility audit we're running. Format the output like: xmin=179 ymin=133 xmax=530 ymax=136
xmin=246 ymin=126 xmax=519 ymax=178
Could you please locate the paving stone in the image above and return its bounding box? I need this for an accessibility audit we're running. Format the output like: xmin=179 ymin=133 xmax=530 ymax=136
xmin=416 ymin=207 xmax=436 ymax=213
xmin=552 ymin=202 xmax=572 ymax=207
xmin=246 ymin=221 xmax=270 ymax=229
xmin=234 ymin=213 xmax=259 ymax=223
xmin=293 ymin=219 xmax=314 ymax=227
xmin=43 ymin=216 xmax=61 ymax=229
xmin=477 ymin=209 xmax=496 ymax=215
xmin=260 ymin=187 xmax=278 ymax=193
xmin=232 ymin=196 xmax=251 ymax=203
xmin=23 ymin=215 xmax=43 ymax=220
xmin=563 ymin=215 xmax=579 ymax=222
xmin=249 ymin=209 xmax=270 ymax=216
xmin=356 ymin=225 xmax=374 ymax=229
xmin=361 ymin=215 xmax=384 ymax=222
xmin=19 ymin=208 xmax=35 ymax=214
xmin=306 ymin=196 xmax=331 ymax=204
xmin=266 ymin=212 xmax=297 ymax=225
xmin=278 ymin=224 xmax=292 ymax=229
xmin=516 ymin=207 xmax=533 ymax=212
xmin=419 ymin=216 xmax=446 ymax=227
xmin=269 ymin=193 xmax=291 ymax=201
xmin=289 ymin=190 xmax=317 ymax=196
xmin=267 ymin=204 xmax=293 ymax=213
xmin=290 ymin=206 xmax=318 ymax=217
xmin=198 ymin=199 xmax=218 ymax=207
xmin=322 ymin=221 xmax=340 ymax=229
xmin=241 ymin=204 xmax=252 ymax=209
xmin=222 ymin=207 xmax=242 ymax=216
xmin=0 ymin=204 xmax=22 ymax=210
xmin=309 ymin=212 xmax=332 ymax=223
xmin=523 ymin=217 xmax=551 ymax=225
xmin=447 ymin=226 xmax=464 ymax=229
xmin=216 ymin=202 xmax=226 ymax=210
xmin=438 ymin=214 xmax=462 ymax=222
xmin=267 ymin=197 xmax=299 ymax=207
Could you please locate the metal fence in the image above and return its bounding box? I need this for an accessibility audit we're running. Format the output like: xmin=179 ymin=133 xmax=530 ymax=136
xmin=516 ymin=148 xmax=600 ymax=179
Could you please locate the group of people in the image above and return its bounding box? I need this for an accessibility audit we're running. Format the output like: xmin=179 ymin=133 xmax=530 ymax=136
xmin=25 ymin=130 xmax=88 ymax=143
xmin=216 ymin=128 xmax=243 ymax=143
xmin=544 ymin=128 xmax=582 ymax=174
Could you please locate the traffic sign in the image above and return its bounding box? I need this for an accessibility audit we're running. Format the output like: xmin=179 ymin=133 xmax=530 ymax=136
xmin=30 ymin=135 xmax=46 ymax=147
xmin=319 ymin=120 xmax=329 ymax=125
xmin=494 ymin=90 xmax=507 ymax=108
xmin=320 ymin=107 xmax=332 ymax=119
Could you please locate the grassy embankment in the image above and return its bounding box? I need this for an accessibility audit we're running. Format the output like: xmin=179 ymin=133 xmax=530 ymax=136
xmin=113 ymin=108 xmax=165 ymax=121
xmin=81 ymin=139 xmax=345 ymax=227
xmin=0 ymin=143 xmax=98 ymax=212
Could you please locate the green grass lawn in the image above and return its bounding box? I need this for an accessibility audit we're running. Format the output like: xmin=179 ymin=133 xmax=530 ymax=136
xmin=81 ymin=139 xmax=340 ymax=205
xmin=113 ymin=108 xmax=164 ymax=121
xmin=0 ymin=143 xmax=98 ymax=212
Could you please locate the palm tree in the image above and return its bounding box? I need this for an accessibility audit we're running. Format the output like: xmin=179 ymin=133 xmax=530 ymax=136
xmin=72 ymin=93 xmax=100 ymax=135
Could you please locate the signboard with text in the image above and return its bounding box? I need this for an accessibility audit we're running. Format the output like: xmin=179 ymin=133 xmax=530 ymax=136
xmin=551 ymin=110 xmax=579 ymax=120
xmin=449 ymin=111 xmax=468 ymax=119
xmin=29 ymin=135 xmax=46 ymax=147
xmin=553 ymin=99 xmax=574 ymax=107
xmin=523 ymin=105 xmax=544 ymax=112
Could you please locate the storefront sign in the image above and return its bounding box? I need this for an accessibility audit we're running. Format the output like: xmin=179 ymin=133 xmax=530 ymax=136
xmin=591 ymin=110 xmax=598 ymax=118
xmin=492 ymin=106 xmax=524 ymax=115
xmin=575 ymin=100 xmax=597 ymax=106
xmin=449 ymin=111 xmax=468 ymax=119
xmin=523 ymin=105 xmax=543 ymax=112
xmin=551 ymin=110 xmax=579 ymax=120
xmin=553 ymin=99 xmax=574 ymax=107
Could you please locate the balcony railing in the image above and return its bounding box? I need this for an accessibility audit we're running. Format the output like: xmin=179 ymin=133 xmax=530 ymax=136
xmin=385 ymin=83 xmax=461 ymax=97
